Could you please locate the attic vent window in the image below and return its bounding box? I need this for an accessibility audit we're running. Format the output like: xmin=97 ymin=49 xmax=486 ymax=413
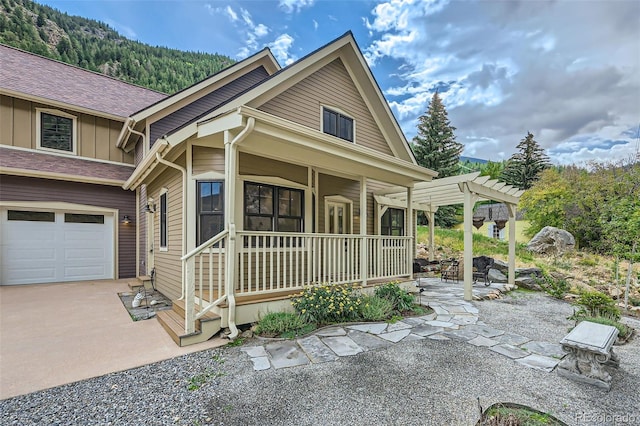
xmin=323 ymin=107 xmax=354 ymax=142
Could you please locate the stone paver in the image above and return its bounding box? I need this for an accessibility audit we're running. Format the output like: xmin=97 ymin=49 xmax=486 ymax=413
xmin=297 ymin=335 xmax=339 ymax=363
xmin=490 ymin=344 xmax=530 ymax=359
xmin=322 ymin=336 xmax=364 ymax=356
xmin=240 ymin=277 xmax=569 ymax=376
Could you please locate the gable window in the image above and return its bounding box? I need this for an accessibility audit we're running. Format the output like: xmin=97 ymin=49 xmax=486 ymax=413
xmin=244 ymin=182 xmax=303 ymax=232
xmin=37 ymin=109 xmax=77 ymax=154
xmin=323 ymin=107 xmax=353 ymax=142
xmin=381 ymin=208 xmax=404 ymax=236
xmin=197 ymin=181 xmax=224 ymax=245
xmin=159 ymin=191 xmax=168 ymax=250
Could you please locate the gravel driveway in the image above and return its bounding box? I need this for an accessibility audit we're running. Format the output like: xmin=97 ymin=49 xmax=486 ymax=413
xmin=2 ymin=291 xmax=638 ymax=426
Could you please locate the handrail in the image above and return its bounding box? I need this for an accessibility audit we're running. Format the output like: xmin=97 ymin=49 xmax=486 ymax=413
xmin=182 ymin=230 xmax=229 ymax=261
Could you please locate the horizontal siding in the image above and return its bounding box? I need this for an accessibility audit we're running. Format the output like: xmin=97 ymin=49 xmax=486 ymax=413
xmin=147 ymin=167 xmax=183 ymax=301
xmin=318 ymin=173 xmax=360 ymax=234
xmin=0 ymin=175 xmax=136 ymax=278
xmin=138 ymin=184 xmax=147 ymax=275
xmin=239 ymin=152 xmax=308 ymax=185
xmin=149 ymin=66 xmax=269 ymax=146
xmin=192 ymin=146 xmax=225 ymax=176
xmin=258 ymin=59 xmax=393 ymax=156
xmin=0 ymin=94 xmax=133 ymax=164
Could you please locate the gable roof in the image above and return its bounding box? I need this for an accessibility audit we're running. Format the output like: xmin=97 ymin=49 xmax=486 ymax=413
xmin=0 ymin=44 xmax=166 ymax=119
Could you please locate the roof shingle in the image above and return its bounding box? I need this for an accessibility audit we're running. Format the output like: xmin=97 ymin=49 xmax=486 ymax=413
xmin=0 ymin=44 xmax=167 ymax=118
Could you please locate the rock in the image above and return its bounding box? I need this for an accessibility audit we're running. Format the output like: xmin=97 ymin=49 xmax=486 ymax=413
xmin=608 ymin=287 xmax=623 ymax=299
xmin=515 ymin=276 xmax=543 ymax=291
xmin=564 ymin=293 xmax=579 ymax=302
xmin=527 ymin=226 xmax=576 ymax=255
xmin=492 ymin=259 xmax=509 ymax=273
xmin=516 ymin=267 xmax=544 ymax=278
xmin=241 ymin=329 xmax=254 ymax=339
xmin=488 ymin=268 xmax=507 ymax=283
xmin=487 ymin=291 xmax=502 ymax=300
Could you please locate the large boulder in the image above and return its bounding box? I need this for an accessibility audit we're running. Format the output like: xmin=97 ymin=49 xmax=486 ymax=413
xmin=527 ymin=226 xmax=576 ymax=255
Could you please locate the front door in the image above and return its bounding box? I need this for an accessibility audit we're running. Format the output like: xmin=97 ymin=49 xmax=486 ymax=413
xmin=326 ymin=201 xmax=349 ymax=234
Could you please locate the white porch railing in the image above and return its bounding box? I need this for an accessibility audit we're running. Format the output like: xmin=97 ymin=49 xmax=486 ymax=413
xmin=182 ymin=231 xmax=412 ymax=333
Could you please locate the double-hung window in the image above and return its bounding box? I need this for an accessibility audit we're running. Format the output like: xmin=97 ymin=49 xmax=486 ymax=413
xmin=244 ymin=182 xmax=303 ymax=233
xmin=197 ymin=181 xmax=224 ymax=245
xmin=37 ymin=109 xmax=77 ymax=154
xmin=159 ymin=192 xmax=168 ymax=249
xmin=322 ymin=107 xmax=354 ymax=142
xmin=381 ymin=208 xmax=404 ymax=236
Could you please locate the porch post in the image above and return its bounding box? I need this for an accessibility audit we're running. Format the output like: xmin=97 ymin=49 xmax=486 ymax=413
xmin=224 ymin=130 xmax=239 ymax=338
xmin=463 ymin=184 xmax=474 ymax=301
xmin=406 ymin=185 xmax=414 ymax=279
xmin=360 ymin=176 xmax=368 ymax=286
xmin=428 ymin=210 xmax=435 ymax=261
xmin=507 ymin=204 xmax=517 ymax=285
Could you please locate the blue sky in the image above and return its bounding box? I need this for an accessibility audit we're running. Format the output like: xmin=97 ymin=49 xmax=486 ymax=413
xmin=36 ymin=0 xmax=640 ymax=165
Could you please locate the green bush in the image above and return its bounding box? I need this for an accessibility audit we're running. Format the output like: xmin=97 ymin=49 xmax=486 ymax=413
xmin=291 ymin=284 xmax=361 ymax=324
xmin=536 ymin=273 xmax=570 ymax=299
xmin=254 ymin=312 xmax=314 ymax=338
xmin=571 ymin=290 xmax=620 ymax=321
xmin=374 ymin=282 xmax=414 ymax=313
xmin=358 ymin=295 xmax=394 ymax=321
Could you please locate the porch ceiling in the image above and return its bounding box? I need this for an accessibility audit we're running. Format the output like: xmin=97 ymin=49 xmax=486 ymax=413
xmin=375 ymin=172 xmax=524 ymax=210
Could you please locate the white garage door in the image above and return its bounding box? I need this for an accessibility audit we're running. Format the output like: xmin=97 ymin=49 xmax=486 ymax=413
xmin=1 ymin=209 xmax=115 ymax=285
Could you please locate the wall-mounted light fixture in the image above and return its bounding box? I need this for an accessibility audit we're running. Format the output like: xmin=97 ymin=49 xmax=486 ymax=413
xmin=144 ymin=203 xmax=156 ymax=213
xmin=122 ymin=215 xmax=132 ymax=225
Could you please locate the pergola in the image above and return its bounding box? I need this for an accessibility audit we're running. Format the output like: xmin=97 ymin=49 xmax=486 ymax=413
xmin=375 ymin=172 xmax=524 ymax=301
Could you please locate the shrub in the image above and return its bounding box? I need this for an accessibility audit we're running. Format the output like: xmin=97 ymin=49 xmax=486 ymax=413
xmin=536 ymin=272 xmax=570 ymax=299
xmin=291 ymin=284 xmax=361 ymax=324
xmin=254 ymin=312 xmax=313 ymax=338
xmin=571 ymin=290 xmax=620 ymax=321
xmin=375 ymin=282 xmax=415 ymax=313
xmin=358 ymin=295 xmax=394 ymax=322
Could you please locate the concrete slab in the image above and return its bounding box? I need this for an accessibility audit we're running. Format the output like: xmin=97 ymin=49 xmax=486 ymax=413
xmin=347 ymin=323 xmax=387 ymax=335
xmin=418 ymin=313 xmax=437 ymax=321
xmin=241 ymin=346 xmax=268 ymax=358
xmin=496 ymin=333 xmax=530 ymax=347
xmin=490 ymin=344 xmax=530 ymax=359
xmin=433 ymin=314 xmax=453 ymax=322
xmin=427 ymin=334 xmax=450 ymax=341
xmin=450 ymin=315 xmax=478 ymax=326
xmin=467 ymin=336 xmax=499 ymax=347
xmin=322 ymin=336 xmax=364 ymax=357
xmin=465 ymin=324 xmax=505 ymax=338
xmin=265 ymin=341 xmax=310 ymax=369
xmin=347 ymin=330 xmax=393 ymax=351
xmin=0 ymin=279 xmax=226 ymax=400
xmin=425 ymin=320 xmax=456 ymax=328
xmin=250 ymin=357 xmax=271 ymax=371
xmin=516 ymin=354 xmax=560 ymax=372
xmin=386 ymin=321 xmax=413 ymax=332
xmin=315 ymin=326 xmax=347 ymax=337
xmin=378 ymin=329 xmax=412 ymax=343
xmin=443 ymin=328 xmax=479 ymax=341
xmin=405 ymin=334 xmax=425 ymax=342
xmin=401 ymin=317 xmax=426 ymax=327
xmin=411 ymin=324 xmax=445 ymax=337
xmin=520 ymin=341 xmax=567 ymax=359
xmin=297 ymin=335 xmax=339 ymax=363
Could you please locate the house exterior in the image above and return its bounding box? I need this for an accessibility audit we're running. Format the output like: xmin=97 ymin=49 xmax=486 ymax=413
xmin=1 ymin=33 xmax=441 ymax=345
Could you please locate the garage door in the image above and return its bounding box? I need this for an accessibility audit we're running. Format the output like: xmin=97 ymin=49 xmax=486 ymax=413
xmin=1 ymin=209 xmax=115 ymax=285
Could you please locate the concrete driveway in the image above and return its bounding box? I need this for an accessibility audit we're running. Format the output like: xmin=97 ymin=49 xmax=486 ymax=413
xmin=0 ymin=279 xmax=225 ymax=399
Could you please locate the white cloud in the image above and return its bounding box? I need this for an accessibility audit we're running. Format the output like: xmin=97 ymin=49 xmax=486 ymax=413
xmin=313 ymin=19 xmax=318 ymax=30
xmin=279 ymin=0 xmax=315 ymax=14
xmin=104 ymin=18 xmax=137 ymax=40
xmin=269 ymin=34 xmax=297 ymax=66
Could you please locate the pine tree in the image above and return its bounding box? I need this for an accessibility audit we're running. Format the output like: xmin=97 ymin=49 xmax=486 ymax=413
xmin=500 ymin=132 xmax=551 ymax=190
xmin=412 ymin=92 xmax=463 ymax=227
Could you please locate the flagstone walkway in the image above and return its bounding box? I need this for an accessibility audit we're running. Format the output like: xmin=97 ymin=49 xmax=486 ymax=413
xmin=240 ymin=278 xmax=567 ymax=372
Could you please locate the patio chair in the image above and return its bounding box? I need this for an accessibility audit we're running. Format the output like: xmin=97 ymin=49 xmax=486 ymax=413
xmin=440 ymin=258 xmax=459 ymax=282
xmin=472 ymin=256 xmax=494 ymax=286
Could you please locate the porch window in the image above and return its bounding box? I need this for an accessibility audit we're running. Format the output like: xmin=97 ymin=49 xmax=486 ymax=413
xmin=197 ymin=181 xmax=224 ymax=245
xmin=322 ymin=107 xmax=353 ymax=142
xmin=244 ymin=182 xmax=303 ymax=232
xmin=159 ymin=192 xmax=168 ymax=249
xmin=381 ymin=208 xmax=404 ymax=236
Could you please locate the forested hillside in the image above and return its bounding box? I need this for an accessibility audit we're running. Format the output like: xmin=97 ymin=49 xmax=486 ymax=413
xmin=0 ymin=0 xmax=235 ymax=94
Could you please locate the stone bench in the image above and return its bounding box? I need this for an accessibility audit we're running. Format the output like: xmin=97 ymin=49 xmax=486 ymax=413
xmin=557 ymin=321 xmax=620 ymax=390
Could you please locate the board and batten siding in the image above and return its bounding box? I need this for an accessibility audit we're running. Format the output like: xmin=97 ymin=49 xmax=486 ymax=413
xmin=257 ymin=58 xmax=393 ymax=157
xmin=0 ymin=175 xmax=136 ymax=278
xmin=147 ymin=165 xmax=184 ymax=301
xmin=0 ymin=94 xmax=133 ymax=164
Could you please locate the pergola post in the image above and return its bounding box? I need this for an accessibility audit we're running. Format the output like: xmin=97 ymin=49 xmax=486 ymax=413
xmin=463 ymin=183 xmax=474 ymax=301
xmin=428 ymin=210 xmax=435 ymax=261
xmin=507 ymin=204 xmax=517 ymax=285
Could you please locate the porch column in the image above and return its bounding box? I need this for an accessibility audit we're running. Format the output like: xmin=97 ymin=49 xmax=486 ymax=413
xmin=463 ymin=184 xmax=474 ymax=301
xmin=224 ymin=130 xmax=239 ymax=338
xmin=507 ymin=204 xmax=517 ymax=285
xmin=406 ymin=185 xmax=414 ymax=279
xmin=428 ymin=210 xmax=435 ymax=261
xmin=360 ymin=176 xmax=368 ymax=286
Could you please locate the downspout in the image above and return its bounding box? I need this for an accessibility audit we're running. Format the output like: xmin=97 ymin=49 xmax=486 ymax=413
xmin=155 ymin=153 xmax=187 ymax=300
xmin=128 ymin=125 xmax=146 ymax=149
xmin=224 ymin=117 xmax=255 ymax=340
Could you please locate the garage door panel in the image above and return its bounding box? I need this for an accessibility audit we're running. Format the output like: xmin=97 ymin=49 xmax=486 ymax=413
xmin=4 ymin=265 xmax=57 ymax=284
xmin=64 ymin=248 xmax=107 ymax=261
xmin=5 ymin=247 xmax=58 ymax=262
xmin=63 ymin=265 xmax=108 ymax=280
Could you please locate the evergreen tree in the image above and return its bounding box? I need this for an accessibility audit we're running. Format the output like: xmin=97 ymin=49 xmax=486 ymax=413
xmin=412 ymin=92 xmax=463 ymax=227
xmin=500 ymin=132 xmax=551 ymax=190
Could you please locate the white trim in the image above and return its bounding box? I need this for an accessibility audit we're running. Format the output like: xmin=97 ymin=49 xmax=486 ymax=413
xmin=159 ymin=188 xmax=168 ymax=251
xmin=192 ymin=171 xmax=226 ymax=180
xmin=36 ymin=108 xmax=78 ymax=156
xmin=324 ymin=196 xmax=353 ymax=234
xmin=239 ymin=175 xmax=307 ymax=190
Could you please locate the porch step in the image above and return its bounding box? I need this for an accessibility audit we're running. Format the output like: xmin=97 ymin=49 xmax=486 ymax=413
xmin=128 ymin=275 xmax=152 ymax=290
xmin=157 ymin=301 xmax=222 ymax=347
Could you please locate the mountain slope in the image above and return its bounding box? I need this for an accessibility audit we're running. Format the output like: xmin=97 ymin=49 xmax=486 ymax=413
xmin=0 ymin=0 xmax=235 ymax=94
